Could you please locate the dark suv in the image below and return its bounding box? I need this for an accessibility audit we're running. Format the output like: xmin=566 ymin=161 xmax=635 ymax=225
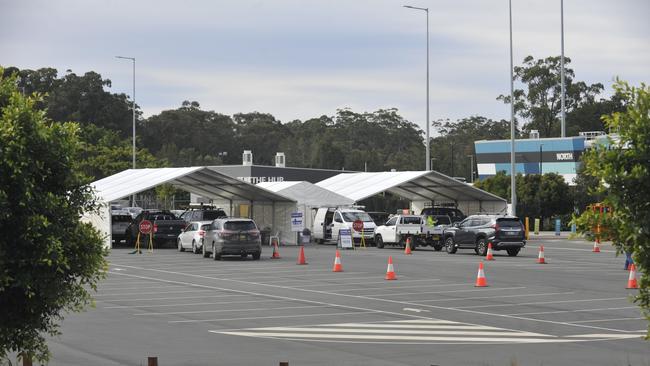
xmin=443 ymin=215 xmax=525 ymax=256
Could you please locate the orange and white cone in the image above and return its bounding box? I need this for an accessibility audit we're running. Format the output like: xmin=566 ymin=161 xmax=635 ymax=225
xmin=475 ymin=262 xmax=488 ymax=287
xmin=332 ymin=250 xmax=343 ymax=272
xmin=485 ymin=243 xmax=495 ymax=260
xmin=270 ymin=241 xmax=281 ymax=259
xmin=626 ymin=264 xmax=638 ymax=289
xmin=592 ymin=238 xmax=601 ymax=253
xmin=385 ymin=256 xmax=397 ymax=280
xmin=536 ymin=245 xmax=546 ymax=264
xmin=404 ymin=237 xmax=412 ymax=255
xmin=296 ymin=246 xmax=307 ymax=265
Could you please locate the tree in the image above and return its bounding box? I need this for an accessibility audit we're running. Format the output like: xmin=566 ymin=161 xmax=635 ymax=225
xmin=574 ymin=80 xmax=650 ymax=336
xmin=0 ymin=70 xmax=108 ymax=362
xmin=498 ymin=55 xmax=604 ymax=137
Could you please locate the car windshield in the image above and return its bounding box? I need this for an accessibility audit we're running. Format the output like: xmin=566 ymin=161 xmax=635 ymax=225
xmin=224 ymin=221 xmax=257 ymax=231
xmin=497 ymin=218 xmax=522 ymax=228
xmin=341 ymin=212 xmax=373 ymax=222
xmin=202 ymin=211 xmax=226 ymax=220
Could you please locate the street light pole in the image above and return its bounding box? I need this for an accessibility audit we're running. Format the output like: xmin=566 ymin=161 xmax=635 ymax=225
xmin=467 ymin=154 xmax=474 ymax=183
xmin=404 ymin=5 xmax=430 ymax=171
xmin=560 ymin=0 xmax=566 ymax=137
xmin=508 ymin=0 xmax=517 ymax=216
xmin=116 ymin=56 xmax=136 ymax=205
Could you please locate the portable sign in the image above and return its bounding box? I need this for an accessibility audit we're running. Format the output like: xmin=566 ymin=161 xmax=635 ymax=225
xmin=352 ymin=219 xmax=364 ymax=232
xmin=290 ymin=212 xmax=304 ymax=232
xmin=139 ymin=220 xmax=153 ymax=234
xmin=339 ymin=229 xmax=353 ymax=249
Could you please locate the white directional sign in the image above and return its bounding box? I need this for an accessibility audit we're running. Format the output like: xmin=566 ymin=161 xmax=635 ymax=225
xmin=290 ymin=212 xmax=304 ymax=232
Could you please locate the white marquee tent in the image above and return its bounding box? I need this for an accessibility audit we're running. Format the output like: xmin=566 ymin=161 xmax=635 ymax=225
xmin=317 ymin=171 xmax=507 ymax=215
xmin=85 ymin=167 xmax=295 ymax=248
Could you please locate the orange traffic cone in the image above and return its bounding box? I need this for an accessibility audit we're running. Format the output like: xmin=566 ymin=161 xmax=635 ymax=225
xmin=332 ymin=250 xmax=343 ymax=272
xmin=385 ymin=256 xmax=397 ymax=280
xmin=536 ymin=245 xmax=546 ymax=264
xmin=297 ymin=246 xmax=307 ymax=265
xmin=404 ymin=237 xmax=412 ymax=255
xmin=626 ymin=264 xmax=638 ymax=289
xmin=270 ymin=241 xmax=281 ymax=259
xmin=475 ymin=262 xmax=488 ymax=287
xmin=592 ymin=238 xmax=601 ymax=253
xmin=485 ymin=243 xmax=495 ymax=260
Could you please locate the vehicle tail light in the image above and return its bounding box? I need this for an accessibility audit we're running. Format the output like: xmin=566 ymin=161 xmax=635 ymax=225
xmin=153 ymin=224 xmax=158 ymax=233
xmin=249 ymin=231 xmax=260 ymax=239
xmin=198 ymin=230 xmax=205 ymax=238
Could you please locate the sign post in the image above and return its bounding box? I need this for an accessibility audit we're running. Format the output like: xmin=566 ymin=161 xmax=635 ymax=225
xmin=291 ymin=212 xmax=304 ymax=245
xmin=352 ymin=219 xmax=366 ymax=249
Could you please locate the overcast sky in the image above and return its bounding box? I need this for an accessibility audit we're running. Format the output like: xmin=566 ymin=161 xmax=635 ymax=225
xmin=2 ymin=0 xmax=648 ymax=133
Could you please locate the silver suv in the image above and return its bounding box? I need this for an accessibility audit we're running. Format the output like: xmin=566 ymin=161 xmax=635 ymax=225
xmin=203 ymin=218 xmax=262 ymax=260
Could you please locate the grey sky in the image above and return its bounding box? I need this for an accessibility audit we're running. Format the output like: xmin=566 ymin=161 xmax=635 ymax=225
xmin=1 ymin=0 xmax=648 ymax=134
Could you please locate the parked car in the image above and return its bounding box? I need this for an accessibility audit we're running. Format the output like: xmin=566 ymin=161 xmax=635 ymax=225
xmin=312 ymin=207 xmax=377 ymax=245
xmin=111 ymin=212 xmax=133 ymax=243
xmin=177 ymin=221 xmax=212 ymax=254
xmin=179 ymin=207 xmax=227 ymax=223
xmin=202 ymin=218 xmax=262 ymax=260
xmin=125 ymin=210 xmax=187 ymax=247
xmin=374 ymin=215 xmax=423 ymax=249
xmin=442 ymin=214 xmax=526 ymax=256
xmin=421 ymin=207 xmax=466 ymax=223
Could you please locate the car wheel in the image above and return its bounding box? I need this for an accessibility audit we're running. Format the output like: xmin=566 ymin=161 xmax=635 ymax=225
xmin=241 ymin=253 xmax=248 ymax=259
xmin=376 ymin=235 xmax=384 ymax=249
xmin=178 ymin=239 xmax=185 ymax=252
xmin=476 ymin=238 xmax=488 ymax=256
xmin=507 ymin=248 xmax=521 ymax=257
xmin=445 ymin=237 xmax=457 ymax=254
xmin=252 ymin=252 xmax=261 ymax=260
xmin=202 ymin=243 xmax=210 ymax=258
xmin=191 ymin=240 xmax=197 ymax=254
xmin=212 ymin=244 xmax=221 ymax=261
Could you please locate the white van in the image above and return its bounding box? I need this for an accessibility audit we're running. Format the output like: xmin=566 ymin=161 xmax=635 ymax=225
xmin=312 ymin=207 xmax=377 ymax=245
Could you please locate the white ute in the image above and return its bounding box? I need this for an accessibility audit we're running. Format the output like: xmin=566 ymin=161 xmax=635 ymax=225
xmin=374 ymin=215 xmax=424 ymax=249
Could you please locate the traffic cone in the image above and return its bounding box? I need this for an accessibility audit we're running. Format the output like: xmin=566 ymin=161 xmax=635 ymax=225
xmin=332 ymin=250 xmax=343 ymax=272
xmin=626 ymin=264 xmax=638 ymax=289
xmin=270 ymin=241 xmax=281 ymax=259
xmin=592 ymin=238 xmax=601 ymax=253
xmin=404 ymin=237 xmax=412 ymax=255
xmin=485 ymin=243 xmax=495 ymax=260
xmin=296 ymin=246 xmax=307 ymax=265
xmin=536 ymin=245 xmax=546 ymax=264
xmin=474 ymin=262 xmax=488 ymax=287
xmin=385 ymin=256 xmax=397 ymax=280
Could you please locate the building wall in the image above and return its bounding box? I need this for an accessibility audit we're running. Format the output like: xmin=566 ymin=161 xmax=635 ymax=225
xmin=474 ymin=136 xmax=585 ymax=185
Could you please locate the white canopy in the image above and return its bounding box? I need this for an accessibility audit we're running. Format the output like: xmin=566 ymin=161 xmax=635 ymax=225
xmin=316 ymin=171 xmax=507 ymax=214
xmin=256 ymin=181 xmax=354 ymax=207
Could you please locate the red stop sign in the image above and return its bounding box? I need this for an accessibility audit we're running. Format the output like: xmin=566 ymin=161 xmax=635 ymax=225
xmin=139 ymin=220 xmax=153 ymax=234
xmin=352 ymin=220 xmax=364 ymax=232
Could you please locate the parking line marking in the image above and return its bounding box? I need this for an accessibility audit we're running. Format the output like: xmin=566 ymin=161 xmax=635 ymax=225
xmin=456 ymin=297 xmax=628 ymax=309
xmin=104 ymin=298 xmax=288 ymax=309
xmin=569 ymin=317 xmax=645 ymax=324
xmin=512 ymin=306 xmax=638 ymax=316
xmin=415 ymin=291 xmax=575 ymax=303
xmin=133 ymin=305 xmax=328 ymax=316
xmin=96 ymin=285 xmax=186 ymax=291
xmin=93 ymin=289 xmax=212 ymax=297
xmin=373 ymin=287 xmax=527 ymax=297
xmin=96 ymin=293 xmax=251 ymax=303
xmin=169 ymin=311 xmax=379 ymax=324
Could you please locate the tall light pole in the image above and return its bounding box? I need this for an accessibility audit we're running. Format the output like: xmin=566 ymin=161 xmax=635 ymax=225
xmin=467 ymin=154 xmax=474 ymax=183
xmin=508 ymin=0 xmax=517 ymax=216
xmin=404 ymin=5 xmax=430 ymax=171
xmin=560 ymin=0 xmax=566 ymax=137
xmin=116 ymin=56 xmax=136 ymax=205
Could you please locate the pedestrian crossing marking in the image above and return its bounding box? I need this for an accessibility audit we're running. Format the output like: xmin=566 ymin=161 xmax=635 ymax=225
xmin=209 ymin=319 xmax=644 ymax=344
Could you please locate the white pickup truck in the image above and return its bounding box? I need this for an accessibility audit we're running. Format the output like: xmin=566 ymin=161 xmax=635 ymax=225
xmin=373 ymin=215 xmax=425 ymax=249
xmin=374 ymin=214 xmax=451 ymax=251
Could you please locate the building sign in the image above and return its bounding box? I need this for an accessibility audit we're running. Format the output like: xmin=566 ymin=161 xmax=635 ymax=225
xmin=237 ymin=176 xmax=285 ymax=184
xmin=556 ymin=152 xmax=574 ymax=161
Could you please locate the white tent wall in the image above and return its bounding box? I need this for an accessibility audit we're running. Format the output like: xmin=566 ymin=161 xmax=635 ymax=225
xmin=411 ymin=200 xmax=507 ymax=217
xmin=82 ymin=204 xmax=111 ymax=249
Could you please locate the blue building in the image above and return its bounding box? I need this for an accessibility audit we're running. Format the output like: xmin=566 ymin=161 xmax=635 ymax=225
xmin=474 ymin=135 xmax=586 ymax=185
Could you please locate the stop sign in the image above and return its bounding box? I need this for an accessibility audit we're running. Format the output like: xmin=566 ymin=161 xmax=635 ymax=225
xmin=139 ymin=220 xmax=153 ymax=234
xmin=352 ymin=219 xmax=364 ymax=232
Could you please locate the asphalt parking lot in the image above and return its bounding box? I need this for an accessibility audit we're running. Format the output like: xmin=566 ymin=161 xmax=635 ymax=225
xmin=47 ymin=236 xmax=648 ymax=366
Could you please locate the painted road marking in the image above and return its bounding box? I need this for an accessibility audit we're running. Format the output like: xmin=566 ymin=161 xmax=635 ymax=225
xmin=513 ymin=306 xmax=638 ymax=316
xmin=456 ymin=297 xmax=628 ymax=309
xmin=169 ymin=311 xmax=379 ymax=324
xmin=132 ymin=305 xmax=328 ymax=316
xmin=403 ymin=308 xmax=430 ymax=313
